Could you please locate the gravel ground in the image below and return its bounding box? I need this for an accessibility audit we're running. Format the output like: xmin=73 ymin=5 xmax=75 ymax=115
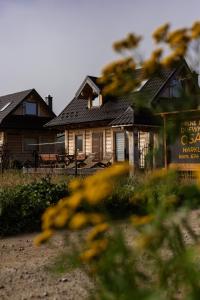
xmin=1 ymin=210 xmax=200 ymax=300
xmin=0 ymin=233 xmax=90 ymax=300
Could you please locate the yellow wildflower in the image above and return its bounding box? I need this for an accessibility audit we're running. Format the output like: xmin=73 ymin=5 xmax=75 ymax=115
xmin=88 ymin=213 xmax=105 ymax=225
xmin=142 ymin=58 xmax=160 ymax=79
xmin=66 ymin=192 xmax=82 ymax=209
xmin=152 ymin=23 xmax=170 ymax=43
xmin=91 ymin=238 xmax=108 ymax=252
xmin=34 ymin=229 xmax=54 ymax=246
xmin=69 ymin=178 xmax=83 ymax=191
xmin=151 ymin=48 xmax=163 ymax=60
xmin=69 ymin=212 xmax=88 ymax=230
xmin=130 ymin=215 xmax=154 ymax=226
xmin=80 ymin=247 xmax=99 ymax=262
xmin=191 ymin=21 xmax=200 ymax=39
xmin=134 ymin=233 xmax=155 ymax=250
xmin=57 ymin=197 xmax=68 ymax=209
xmin=42 ymin=206 xmax=58 ymax=221
xmin=53 ymin=208 xmax=69 ymax=228
xmin=167 ymin=29 xmax=190 ymax=48
xmin=84 ymin=181 xmax=112 ymax=205
xmin=113 ymin=33 xmax=141 ymax=52
xmin=86 ymin=223 xmax=109 ymax=242
xmin=80 ymin=238 xmax=108 ymax=262
xmin=161 ymin=52 xmax=179 ymax=68
xmin=41 ymin=206 xmax=58 ymax=229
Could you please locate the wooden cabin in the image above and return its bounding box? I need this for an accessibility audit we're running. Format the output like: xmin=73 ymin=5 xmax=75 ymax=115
xmin=0 ymin=89 xmax=56 ymax=167
xmin=46 ymin=60 xmax=199 ymax=171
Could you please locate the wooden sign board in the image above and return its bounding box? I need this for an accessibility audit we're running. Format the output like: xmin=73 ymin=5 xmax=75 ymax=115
xmin=170 ymin=119 xmax=200 ymax=166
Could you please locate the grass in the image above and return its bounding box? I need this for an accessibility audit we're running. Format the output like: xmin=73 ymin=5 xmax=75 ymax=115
xmin=0 ymin=170 xmax=72 ymax=188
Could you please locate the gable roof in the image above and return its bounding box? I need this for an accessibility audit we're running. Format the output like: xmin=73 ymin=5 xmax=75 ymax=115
xmin=0 ymin=89 xmax=33 ymax=125
xmin=75 ymin=75 xmax=101 ymax=98
xmin=0 ymin=89 xmax=55 ymax=126
xmin=46 ymin=61 xmax=191 ymax=129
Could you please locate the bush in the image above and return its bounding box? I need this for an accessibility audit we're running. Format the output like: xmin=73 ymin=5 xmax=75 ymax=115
xmin=0 ymin=177 xmax=68 ymax=235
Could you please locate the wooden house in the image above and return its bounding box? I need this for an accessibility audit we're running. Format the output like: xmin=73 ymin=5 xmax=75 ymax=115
xmin=46 ymin=60 xmax=199 ymax=170
xmin=0 ymin=89 xmax=56 ymax=167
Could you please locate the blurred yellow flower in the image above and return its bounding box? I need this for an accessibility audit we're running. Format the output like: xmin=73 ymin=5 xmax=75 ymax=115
xmin=84 ymin=181 xmax=112 ymax=205
xmin=69 ymin=178 xmax=83 ymax=191
xmin=80 ymin=247 xmax=99 ymax=262
xmin=53 ymin=208 xmax=69 ymax=228
xmin=167 ymin=28 xmax=190 ymax=48
xmin=67 ymin=192 xmax=82 ymax=209
xmin=151 ymin=48 xmax=163 ymax=60
xmin=113 ymin=33 xmax=141 ymax=52
xmin=152 ymin=23 xmax=170 ymax=43
xmin=161 ymin=52 xmax=179 ymax=68
xmin=134 ymin=233 xmax=154 ymax=250
xmin=34 ymin=229 xmax=54 ymax=246
xmin=191 ymin=21 xmax=200 ymax=39
xmin=69 ymin=212 xmax=88 ymax=230
xmin=86 ymin=223 xmax=109 ymax=242
xmin=130 ymin=215 xmax=154 ymax=226
xmin=88 ymin=213 xmax=105 ymax=225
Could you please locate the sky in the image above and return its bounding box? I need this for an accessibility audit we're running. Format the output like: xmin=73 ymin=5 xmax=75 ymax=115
xmin=0 ymin=0 xmax=200 ymax=115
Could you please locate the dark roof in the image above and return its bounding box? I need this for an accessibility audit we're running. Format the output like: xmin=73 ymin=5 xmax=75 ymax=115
xmin=109 ymin=106 xmax=134 ymax=126
xmin=0 ymin=89 xmax=33 ymax=125
xmin=45 ymin=63 xmax=184 ymax=128
xmin=46 ymin=95 xmax=133 ymax=127
xmin=0 ymin=89 xmax=55 ymax=127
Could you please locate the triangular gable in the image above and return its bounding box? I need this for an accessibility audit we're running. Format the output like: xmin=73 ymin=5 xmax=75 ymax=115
xmin=75 ymin=76 xmax=101 ymax=98
xmin=0 ymin=89 xmax=55 ymax=126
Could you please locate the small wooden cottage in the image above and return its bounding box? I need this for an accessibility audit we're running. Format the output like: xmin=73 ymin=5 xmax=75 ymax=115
xmin=46 ymin=60 xmax=199 ymax=170
xmin=0 ymin=89 xmax=56 ymax=167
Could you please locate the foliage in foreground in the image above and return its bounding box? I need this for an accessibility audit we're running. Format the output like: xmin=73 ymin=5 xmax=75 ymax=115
xmin=35 ymin=164 xmax=200 ymax=300
xmin=0 ymin=177 xmax=68 ymax=235
xmin=35 ymin=20 xmax=200 ymax=299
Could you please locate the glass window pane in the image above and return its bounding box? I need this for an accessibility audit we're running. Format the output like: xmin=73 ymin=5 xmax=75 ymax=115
xmin=24 ymin=102 xmax=37 ymax=115
xmin=75 ymin=135 xmax=83 ymax=152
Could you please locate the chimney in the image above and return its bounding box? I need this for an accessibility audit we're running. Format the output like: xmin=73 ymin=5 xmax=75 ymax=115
xmin=45 ymin=95 xmax=53 ymax=111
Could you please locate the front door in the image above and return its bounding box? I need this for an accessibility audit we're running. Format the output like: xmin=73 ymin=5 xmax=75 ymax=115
xmin=92 ymin=132 xmax=103 ymax=161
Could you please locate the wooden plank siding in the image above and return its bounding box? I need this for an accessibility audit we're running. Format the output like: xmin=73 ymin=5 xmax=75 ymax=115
xmin=65 ymin=127 xmax=113 ymax=158
xmin=4 ymin=130 xmax=56 ymax=163
xmin=0 ymin=131 xmax=4 ymax=145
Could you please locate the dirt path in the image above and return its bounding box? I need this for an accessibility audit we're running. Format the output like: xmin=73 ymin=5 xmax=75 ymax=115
xmin=1 ymin=210 xmax=200 ymax=300
xmin=0 ymin=233 xmax=90 ymax=300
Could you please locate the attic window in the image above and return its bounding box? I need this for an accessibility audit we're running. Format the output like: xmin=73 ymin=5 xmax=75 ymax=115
xmin=24 ymin=101 xmax=37 ymax=115
xmin=92 ymin=95 xmax=100 ymax=107
xmin=0 ymin=102 xmax=11 ymax=112
xmin=169 ymin=79 xmax=182 ymax=97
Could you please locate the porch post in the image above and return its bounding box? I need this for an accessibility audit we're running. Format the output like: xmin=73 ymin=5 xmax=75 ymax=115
xmin=133 ymin=128 xmax=139 ymax=170
xmin=162 ymin=114 xmax=168 ymax=169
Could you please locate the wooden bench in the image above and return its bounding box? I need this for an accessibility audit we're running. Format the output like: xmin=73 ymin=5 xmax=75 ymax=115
xmin=39 ymin=154 xmax=58 ymax=168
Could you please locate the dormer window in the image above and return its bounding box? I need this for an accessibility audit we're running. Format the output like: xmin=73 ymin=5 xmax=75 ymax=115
xmin=92 ymin=95 xmax=100 ymax=107
xmin=161 ymin=79 xmax=182 ymax=98
xmin=24 ymin=101 xmax=38 ymax=115
xmin=169 ymin=79 xmax=182 ymax=97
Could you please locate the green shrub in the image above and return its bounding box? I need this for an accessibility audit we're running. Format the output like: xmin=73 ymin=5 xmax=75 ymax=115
xmin=0 ymin=177 xmax=68 ymax=235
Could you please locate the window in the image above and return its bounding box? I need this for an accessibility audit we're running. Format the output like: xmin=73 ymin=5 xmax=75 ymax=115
xmin=161 ymin=79 xmax=182 ymax=98
xmin=169 ymin=79 xmax=182 ymax=98
xmin=24 ymin=102 xmax=37 ymax=115
xmin=92 ymin=95 xmax=100 ymax=107
xmin=0 ymin=102 xmax=11 ymax=112
xmin=23 ymin=137 xmax=38 ymax=152
xmin=75 ymin=135 xmax=83 ymax=152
